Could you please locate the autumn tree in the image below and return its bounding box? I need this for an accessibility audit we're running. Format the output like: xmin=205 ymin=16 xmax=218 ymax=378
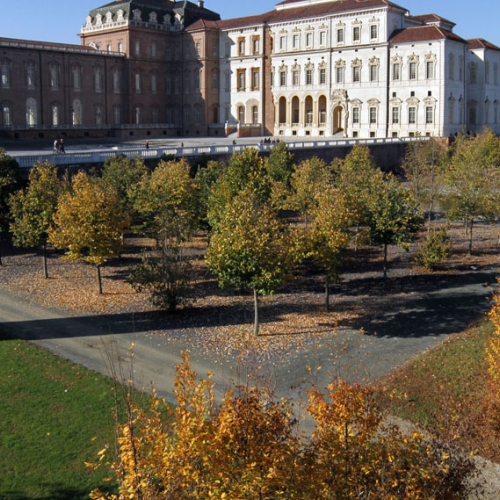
xmin=266 ymin=142 xmax=296 ymax=208
xmin=206 ymin=189 xmax=293 ymax=336
xmin=132 ymin=158 xmax=198 ymax=245
xmin=194 ymin=159 xmax=224 ymax=228
xmin=403 ymin=138 xmax=448 ymax=235
xmin=0 ymin=149 xmax=21 ymax=265
xmin=444 ymin=130 xmax=500 ymax=254
xmin=100 ymin=155 xmax=148 ymax=230
xmin=49 ymin=171 xmax=129 ymax=294
xmin=9 ymin=162 xmax=64 ymax=278
xmin=366 ymin=173 xmax=423 ymax=279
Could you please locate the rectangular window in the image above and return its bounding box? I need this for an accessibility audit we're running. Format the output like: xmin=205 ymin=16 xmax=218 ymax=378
xmin=72 ymin=67 xmax=81 ymax=90
xmin=336 ymin=67 xmax=344 ymax=84
xmin=306 ymin=69 xmax=313 ymax=85
xmin=151 ymin=42 xmax=157 ymax=58
xmin=166 ymin=76 xmax=172 ymax=94
xmin=293 ymin=70 xmax=299 ymax=86
xmin=352 ymin=107 xmax=360 ymax=124
xmin=135 ymin=41 xmax=141 ymax=56
xmin=393 ymin=63 xmax=400 ymax=81
xmin=370 ymin=65 xmax=378 ymax=82
xmin=252 ymin=37 xmax=260 ymax=54
xmin=353 ymin=66 xmax=361 ymax=83
xmin=353 ymin=26 xmax=361 ymax=42
xmin=1 ymin=63 xmax=10 ymax=88
xmin=370 ymin=25 xmax=378 ymax=40
xmin=3 ymin=105 xmax=11 ymax=126
xmin=306 ymin=32 xmax=313 ymax=47
xmin=50 ymin=66 xmax=59 ymax=90
xmin=293 ymin=34 xmax=299 ymax=49
xmin=280 ymin=70 xmax=286 ymax=87
xmin=135 ymin=73 xmax=141 ymax=93
xmin=238 ymin=37 xmax=245 ymax=55
xmin=392 ymin=107 xmax=399 ymax=124
xmin=320 ymin=31 xmax=326 ymax=46
xmin=151 ymin=74 xmax=157 ymax=93
xmin=409 ymin=62 xmax=417 ymax=80
xmin=426 ymin=106 xmax=434 ymax=124
xmin=320 ymin=68 xmax=326 ymax=84
xmin=426 ymin=61 xmax=434 ymax=79
xmin=280 ymin=36 xmax=286 ymax=51
xmin=370 ymin=107 xmax=377 ymax=124
xmin=252 ymin=68 xmax=259 ymax=90
xmin=408 ymin=106 xmax=416 ymax=124
xmin=337 ymin=28 xmax=344 ymax=44
xmin=27 ymin=65 xmax=36 ymax=89
xmin=237 ymin=69 xmax=245 ymax=90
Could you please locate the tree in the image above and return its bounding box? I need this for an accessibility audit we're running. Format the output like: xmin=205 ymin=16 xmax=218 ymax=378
xmin=266 ymin=142 xmax=296 ymax=209
xmin=366 ymin=173 xmax=423 ymax=279
xmin=206 ymin=189 xmax=293 ymax=336
xmin=0 ymin=149 xmax=21 ymax=265
xmin=48 ymin=171 xmax=129 ymax=294
xmin=132 ymin=158 xmax=199 ymax=245
xmin=129 ymin=241 xmax=193 ymax=312
xmin=100 ymin=155 xmax=148 ymax=230
xmin=307 ymin=186 xmax=351 ymax=311
xmin=403 ymin=138 xmax=447 ymax=235
xmin=9 ymin=162 xmax=64 ymax=278
xmin=444 ymin=131 xmax=500 ymax=254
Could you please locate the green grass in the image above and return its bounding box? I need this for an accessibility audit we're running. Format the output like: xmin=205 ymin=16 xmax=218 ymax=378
xmin=0 ymin=336 xmax=122 ymax=500
xmin=375 ymin=319 xmax=498 ymax=458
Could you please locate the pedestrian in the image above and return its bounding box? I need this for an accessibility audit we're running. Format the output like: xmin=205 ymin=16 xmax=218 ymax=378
xmin=59 ymin=138 xmax=65 ymax=153
xmin=145 ymin=141 xmax=149 ymax=149
xmin=53 ymin=139 xmax=59 ymax=154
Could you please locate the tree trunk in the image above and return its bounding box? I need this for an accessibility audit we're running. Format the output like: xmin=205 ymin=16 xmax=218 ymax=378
xmin=42 ymin=241 xmax=48 ymax=279
xmin=325 ymin=276 xmax=330 ymax=312
xmin=253 ymin=288 xmax=260 ymax=337
xmin=383 ymin=243 xmax=388 ymax=280
xmin=469 ymin=218 xmax=474 ymax=255
xmin=97 ymin=265 xmax=103 ymax=294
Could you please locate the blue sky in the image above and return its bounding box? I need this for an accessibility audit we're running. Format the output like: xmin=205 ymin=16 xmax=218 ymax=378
xmin=0 ymin=1 xmax=499 ymax=46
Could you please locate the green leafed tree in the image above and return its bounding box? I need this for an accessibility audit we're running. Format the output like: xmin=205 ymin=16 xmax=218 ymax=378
xmin=444 ymin=130 xmax=500 ymax=254
xmin=48 ymin=171 xmax=130 ymax=294
xmin=9 ymin=161 xmax=64 ymax=278
xmin=366 ymin=173 xmax=423 ymax=279
xmin=0 ymin=149 xmax=21 ymax=265
xmin=206 ymin=189 xmax=293 ymax=336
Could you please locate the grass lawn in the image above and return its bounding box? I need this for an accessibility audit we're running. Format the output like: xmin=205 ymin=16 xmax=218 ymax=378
xmin=375 ymin=319 xmax=500 ymax=462
xmin=0 ymin=336 xmax=121 ymax=500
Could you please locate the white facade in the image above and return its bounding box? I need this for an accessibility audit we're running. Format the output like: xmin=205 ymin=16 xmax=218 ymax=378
xmin=216 ymin=0 xmax=500 ymax=139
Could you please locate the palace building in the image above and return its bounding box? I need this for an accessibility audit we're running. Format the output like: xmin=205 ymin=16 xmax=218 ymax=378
xmin=1 ymin=0 xmax=499 ymax=141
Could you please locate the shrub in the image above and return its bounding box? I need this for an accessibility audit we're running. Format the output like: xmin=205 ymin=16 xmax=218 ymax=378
xmin=414 ymin=227 xmax=451 ymax=271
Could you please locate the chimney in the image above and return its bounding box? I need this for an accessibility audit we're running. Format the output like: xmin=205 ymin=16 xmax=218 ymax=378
xmin=198 ymin=0 xmax=204 ymax=8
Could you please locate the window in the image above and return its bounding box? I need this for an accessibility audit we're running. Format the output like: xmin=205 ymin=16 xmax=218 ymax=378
xmin=306 ymin=109 xmax=313 ymax=124
xmin=337 ymin=28 xmax=344 ymax=44
xmin=238 ymin=105 xmax=245 ymax=123
xmin=72 ymin=99 xmax=82 ymax=126
xmin=470 ymin=63 xmax=477 ymax=84
xmin=26 ymin=98 xmax=37 ymax=127
xmin=319 ymin=68 xmax=326 ymax=84
xmin=94 ymin=67 xmax=103 ymax=92
xmin=135 ymin=72 xmax=141 ymax=93
xmin=252 ymin=105 xmax=258 ymax=124
xmin=50 ymin=65 xmax=59 ymax=90
xmin=370 ymin=25 xmax=378 ymax=40
xmin=72 ymin=66 xmax=81 ymax=90
xmin=237 ymin=69 xmax=245 ymax=90
xmin=27 ymin=64 xmax=36 ymax=89
xmin=409 ymin=62 xmax=417 ymax=80
xmin=293 ymin=34 xmax=300 ymax=49
xmin=113 ymin=69 xmax=121 ymax=93
xmin=151 ymin=73 xmax=157 ymax=93
xmin=238 ymin=38 xmax=245 ymax=55
xmin=280 ymin=36 xmax=286 ymax=51
xmin=353 ymin=26 xmax=360 ymax=42
xmin=426 ymin=106 xmax=433 ymax=124
xmin=195 ymin=42 xmax=201 ymax=57
xmin=252 ymin=37 xmax=260 ymax=54
xmin=135 ymin=106 xmax=142 ymax=125
xmin=393 ymin=63 xmax=400 ymax=80
xmin=426 ymin=61 xmax=434 ymax=79
xmin=353 ymin=66 xmax=361 ymax=83
xmin=306 ymin=32 xmax=313 ymax=47
xmin=152 ymin=108 xmax=159 ymax=125
xmin=352 ymin=107 xmax=360 ymax=124
xmin=292 ymin=69 xmax=300 ymax=86
xmin=306 ymin=69 xmax=313 ymax=85
xmin=448 ymin=53 xmax=455 ymax=80
xmin=194 ymin=70 xmax=200 ymax=90
xmin=280 ymin=70 xmax=286 ymax=86
xmin=118 ymin=42 xmax=123 ymax=53
xmin=114 ymin=106 xmax=121 ymax=125
xmin=1 ymin=61 xmax=10 ymax=88
xmin=152 ymin=42 xmax=157 ymax=58
xmin=370 ymin=64 xmax=378 ymax=82
xmin=95 ymin=105 xmax=103 ymax=126
xmin=392 ymin=107 xmax=399 ymax=124
xmin=336 ymin=66 xmax=344 ymax=84
xmin=212 ymin=71 xmax=219 ymax=89
xmin=252 ymin=68 xmax=259 ymax=90
xmin=369 ymin=107 xmax=377 ymax=124
xmin=2 ymin=103 xmax=12 ymax=126
xmin=408 ymin=106 xmax=416 ymax=124
xmin=135 ymin=41 xmax=141 ymax=56
xmin=320 ymin=31 xmax=326 ymax=46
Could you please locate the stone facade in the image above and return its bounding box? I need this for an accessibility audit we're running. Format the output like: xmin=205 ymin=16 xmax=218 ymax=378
xmin=1 ymin=0 xmax=500 ymax=140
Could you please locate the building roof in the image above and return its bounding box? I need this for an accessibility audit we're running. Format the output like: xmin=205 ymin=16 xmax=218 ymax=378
xmin=188 ymin=0 xmax=406 ymax=31
xmin=390 ymin=25 xmax=466 ymax=44
xmin=467 ymin=38 xmax=500 ymax=51
xmin=408 ymin=13 xmax=455 ymax=27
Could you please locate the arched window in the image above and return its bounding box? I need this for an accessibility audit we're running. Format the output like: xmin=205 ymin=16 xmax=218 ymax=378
xmin=26 ymin=98 xmax=37 ymax=127
xmin=238 ymin=105 xmax=245 ymax=123
xmin=2 ymin=102 xmax=12 ymax=126
xmin=51 ymin=103 xmax=60 ymax=127
xmin=252 ymin=105 xmax=259 ymax=124
xmin=72 ymin=99 xmax=82 ymax=126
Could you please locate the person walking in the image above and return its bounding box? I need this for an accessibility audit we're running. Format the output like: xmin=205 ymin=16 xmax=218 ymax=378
xmin=53 ymin=139 xmax=59 ymax=154
xmin=59 ymin=138 xmax=65 ymax=153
